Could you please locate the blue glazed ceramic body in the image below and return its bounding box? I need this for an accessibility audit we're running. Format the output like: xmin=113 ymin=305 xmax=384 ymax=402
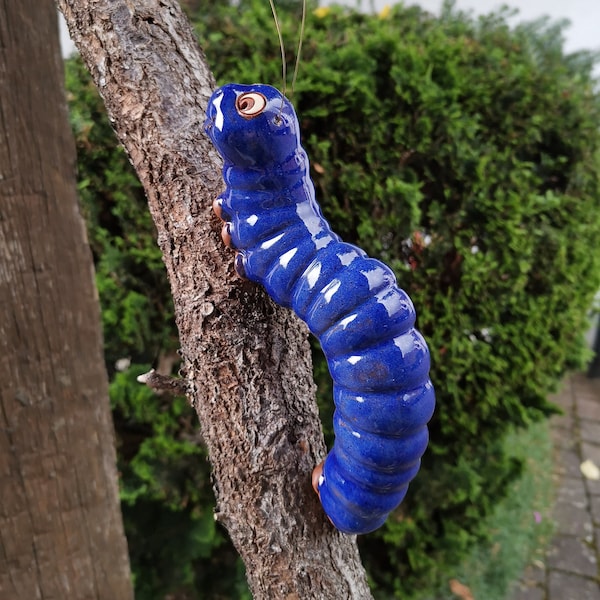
xmin=204 ymin=83 xmax=435 ymax=534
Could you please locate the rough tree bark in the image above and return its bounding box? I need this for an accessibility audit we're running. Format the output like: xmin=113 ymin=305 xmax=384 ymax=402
xmin=57 ymin=1 xmax=374 ymax=598
xmin=0 ymin=1 xmax=133 ymax=598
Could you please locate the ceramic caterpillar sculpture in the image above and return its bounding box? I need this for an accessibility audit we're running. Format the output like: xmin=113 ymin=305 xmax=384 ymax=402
xmin=204 ymin=83 xmax=435 ymax=534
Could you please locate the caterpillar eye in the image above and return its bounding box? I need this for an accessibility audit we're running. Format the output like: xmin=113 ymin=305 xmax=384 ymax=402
xmin=236 ymin=92 xmax=267 ymax=118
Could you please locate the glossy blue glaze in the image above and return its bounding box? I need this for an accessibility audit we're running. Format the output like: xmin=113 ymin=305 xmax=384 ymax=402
xmin=204 ymin=83 xmax=435 ymax=534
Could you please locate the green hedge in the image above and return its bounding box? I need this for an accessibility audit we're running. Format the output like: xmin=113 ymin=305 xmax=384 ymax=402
xmin=66 ymin=1 xmax=600 ymax=598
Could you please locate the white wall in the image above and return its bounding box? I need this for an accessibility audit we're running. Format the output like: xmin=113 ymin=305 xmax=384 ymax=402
xmin=59 ymin=12 xmax=76 ymax=57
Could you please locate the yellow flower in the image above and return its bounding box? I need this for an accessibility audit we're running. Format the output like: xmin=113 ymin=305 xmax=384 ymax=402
xmin=379 ymin=5 xmax=391 ymax=19
xmin=313 ymin=7 xmax=330 ymax=19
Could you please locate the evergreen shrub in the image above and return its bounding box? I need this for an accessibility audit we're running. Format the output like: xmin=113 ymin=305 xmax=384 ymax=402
xmin=66 ymin=1 xmax=600 ymax=597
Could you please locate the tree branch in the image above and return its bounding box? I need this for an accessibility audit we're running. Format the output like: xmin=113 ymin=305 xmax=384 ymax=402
xmin=56 ymin=1 xmax=373 ymax=597
xmin=136 ymin=369 xmax=189 ymax=396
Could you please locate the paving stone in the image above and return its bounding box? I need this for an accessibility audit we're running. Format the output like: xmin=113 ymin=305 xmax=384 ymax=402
xmin=551 ymin=386 xmax=575 ymax=411
xmin=553 ymin=447 xmax=585 ymax=478
xmin=553 ymin=499 xmax=594 ymax=536
xmin=510 ymin=582 xmax=545 ymax=600
xmin=577 ymin=397 xmax=600 ymax=421
xmin=520 ymin=561 xmax=547 ymax=586
xmin=590 ymin=496 xmax=600 ymax=526
xmin=550 ymin=421 xmax=576 ymax=448
xmin=556 ymin=476 xmax=586 ymax=502
xmin=581 ymin=442 xmax=600 ymax=467
xmin=585 ymin=476 xmax=600 ymax=496
xmin=551 ymin=412 xmax=574 ymax=430
xmin=571 ymin=372 xmax=600 ymax=398
xmin=585 ymin=479 xmax=600 ymax=496
xmin=513 ymin=374 xmax=600 ymax=600
xmin=580 ymin=419 xmax=600 ymax=444
xmin=546 ymin=535 xmax=597 ymax=577
xmin=547 ymin=570 xmax=600 ymax=600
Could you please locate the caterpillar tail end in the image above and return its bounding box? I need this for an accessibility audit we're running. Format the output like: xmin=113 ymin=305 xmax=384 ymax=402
xmin=312 ymin=456 xmax=391 ymax=535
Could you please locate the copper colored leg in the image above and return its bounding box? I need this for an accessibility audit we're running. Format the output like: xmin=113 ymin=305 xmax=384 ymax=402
xmin=312 ymin=460 xmax=325 ymax=496
xmin=212 ymin=197 xmax=223 ymax=220
xmin=221 ymin=222 xmax=232 ymax=248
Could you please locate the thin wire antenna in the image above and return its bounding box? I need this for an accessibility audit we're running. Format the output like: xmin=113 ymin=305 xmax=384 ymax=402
xmin=268 ymin=0 xmax=287 ymax=102
xmin=291 ymin=0 xmax=307 ymax=98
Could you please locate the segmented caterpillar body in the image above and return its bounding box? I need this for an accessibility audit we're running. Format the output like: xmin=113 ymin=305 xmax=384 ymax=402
xmin=204 ymin=83 xmax=435 ymax=534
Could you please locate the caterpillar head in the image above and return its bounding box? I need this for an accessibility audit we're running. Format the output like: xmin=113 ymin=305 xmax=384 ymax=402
xmin=204 ymin=83 xmax=301 ymax=169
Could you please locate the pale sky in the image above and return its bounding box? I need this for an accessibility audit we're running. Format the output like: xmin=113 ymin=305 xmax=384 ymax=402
xmin=366 ymin=0 xmax=599 ymax=56
xmin=60 ymin=2 xmax=599 ymax=59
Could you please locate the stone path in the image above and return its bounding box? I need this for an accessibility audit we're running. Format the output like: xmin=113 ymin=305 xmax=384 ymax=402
xmin=511 ymin=372 xmax=600 ymax=600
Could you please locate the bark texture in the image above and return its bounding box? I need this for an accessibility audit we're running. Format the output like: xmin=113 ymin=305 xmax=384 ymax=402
xmin=0 ymin=1 xmax=133 ymax=598
xmin=57 ymin=1 xmax=374 ymax=598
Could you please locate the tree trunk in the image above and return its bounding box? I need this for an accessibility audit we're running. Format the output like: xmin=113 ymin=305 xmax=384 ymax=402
xmin=0 ymin=1 xmax=133 ymax=599
xmin=56 ymin=1 xmax=373 ymax=598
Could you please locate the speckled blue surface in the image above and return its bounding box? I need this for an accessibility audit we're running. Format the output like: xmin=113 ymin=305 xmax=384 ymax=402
xmin=204 ymin=83 xmax=435 ymax=534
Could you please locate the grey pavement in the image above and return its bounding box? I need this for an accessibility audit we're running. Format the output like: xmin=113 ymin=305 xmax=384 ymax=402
xmin=511 ymin=372 xmax=600 ymax=600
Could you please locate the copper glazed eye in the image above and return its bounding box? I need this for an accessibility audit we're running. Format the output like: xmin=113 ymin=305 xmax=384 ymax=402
xmin=236 ymin=92 xmax=268 ymax=118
